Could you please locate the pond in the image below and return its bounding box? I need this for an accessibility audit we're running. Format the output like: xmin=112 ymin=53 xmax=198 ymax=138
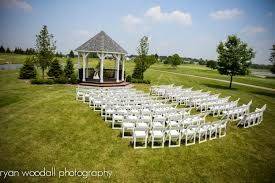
xmin=0 ymin=64 xmax=23 ymax=70
xmin=251 ymin=69 xmax=275 ymax=78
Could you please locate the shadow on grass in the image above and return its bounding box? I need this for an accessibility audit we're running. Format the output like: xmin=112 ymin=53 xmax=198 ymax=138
xmin=251 ymin=91 xmax=275 ymax=98
xmin=202 ymin=83 xmax=238 ymax=90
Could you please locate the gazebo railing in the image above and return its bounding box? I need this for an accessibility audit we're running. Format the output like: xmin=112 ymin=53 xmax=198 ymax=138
xmin=79 ymin=68 xmax=125 ymax=82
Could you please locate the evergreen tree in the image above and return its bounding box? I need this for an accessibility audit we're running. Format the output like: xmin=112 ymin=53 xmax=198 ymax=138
xmin=19 ymin=56 xmax=37 ymax=79
xmin=217 ymin=35 xmax=255 ymax=88
xmin=69 ymin=50 xmax=75 ymax=58
xmin=0 ymin=46 xmax=5 ymax=53
xmin=64 ymin=58 xmax=74 ymax=79
xmin=47 ymin=59 xmax=63 ymax=78
xmin=35 ymin=25 xmax=56 ymax=79
xmin=6 ymin=48 xmax=11 ymax=53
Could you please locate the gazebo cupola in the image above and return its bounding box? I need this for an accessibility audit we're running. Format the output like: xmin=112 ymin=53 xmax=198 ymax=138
xmin=75 ymin=31 xmax=127 ymax=84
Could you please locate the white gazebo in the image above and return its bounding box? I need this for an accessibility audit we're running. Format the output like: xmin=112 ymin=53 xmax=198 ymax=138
xmin=75 ymin=31 xmax=127 ymax=85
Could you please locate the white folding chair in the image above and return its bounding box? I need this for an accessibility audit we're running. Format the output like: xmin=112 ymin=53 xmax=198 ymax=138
xmin=133 ymin=128 xmax=148 ymax=149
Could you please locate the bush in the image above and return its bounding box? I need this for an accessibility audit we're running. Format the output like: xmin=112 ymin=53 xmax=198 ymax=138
xmin=163 ymin=59 xmax=169 ymax=64
xmin=19 ymin=56 xmax=37 ymax=79
xmin=126 ymin=75 xmax=132 ymax=82
xmin=47 ymin=59 xmax=63 ymax=79
xmin=70 ymin=74 xmax=78 ymax=84
xmin=206 ymin=60 xmax=217 ymax=69
xmin=54 ymin=76 xmax=68 ymax=84
xmin=31 ymin=78 xmax=54 ymax=85
xmin=131 ymin=78 xmax=150 ymax=84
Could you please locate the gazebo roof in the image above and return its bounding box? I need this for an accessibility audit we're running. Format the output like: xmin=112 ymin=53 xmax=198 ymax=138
xmin=75 ymin=31 xmax=127 ymax=54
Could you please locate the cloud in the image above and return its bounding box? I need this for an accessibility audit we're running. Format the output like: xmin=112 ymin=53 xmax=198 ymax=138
xmin=210 ymin=8 xmax=243 ymax=20
xmin=0 ymin=0 xmax=32 ymax=12
xmin=74 ymin=30 xmax=91 ymax=37
xmin=121 ymin=14 xmax=143 ymax=31
xmin=145 ymin=6 xmax=192 ymax=25
xmin=240 ymin=26 xmax=267 ymax=36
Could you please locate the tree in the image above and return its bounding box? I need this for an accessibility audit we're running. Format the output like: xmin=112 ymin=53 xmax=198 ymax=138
xmin=132 ymin=36 xmax=156 ymax=80
xmin=0 ymin=46 xmax=5 ymax=53
xmin=217 ymin=35 xmax=255 ymax=88
xmin=47 ymin=59 xmax=63 ymax=79
xmin=269 ymin=45 xmax=275 ymax=74
xmin=154 ymin=53 xmax=159 ymax=60
xmin=69 ymin=50 xmax=74 ymax=58
xmin=19 ymin=56 xmax=37 ymax=79
xmin=6 ymin=48 xmax=11 ymax=53
xmin=35 ymin=25 xmax=56 ymax=79
xmin=64 ymin=58 xmax=74 ymax=79
xmin=206 ymin=60 xmax=217 ymax=69
xmin=167 ymin=54 xmax=181 ymax=68
xmin=137 ymin=36 xmax=149 ymax=56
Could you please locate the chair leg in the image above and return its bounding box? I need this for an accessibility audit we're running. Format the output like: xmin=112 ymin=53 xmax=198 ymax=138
xmin=219 ymin=127 xmax=226 ymax=138
xmin=122 ymin=128 xmax=125 ymax=138
xmin=209 ymin=129 xmax=217 ymax=140
xmin=199 ymin=132 xmax=207 ymax=143
xmin=186 ymin=134 xmax=195 ymax=146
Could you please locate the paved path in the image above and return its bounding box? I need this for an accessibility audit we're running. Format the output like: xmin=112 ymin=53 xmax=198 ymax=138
xmin=150 ymin=69 xmax=275 ymax=92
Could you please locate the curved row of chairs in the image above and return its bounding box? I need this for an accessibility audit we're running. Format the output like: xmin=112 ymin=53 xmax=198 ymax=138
xmin=151 ymin=85 xmax=266 ymax=129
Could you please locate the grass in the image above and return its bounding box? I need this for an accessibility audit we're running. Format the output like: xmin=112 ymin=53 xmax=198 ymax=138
xmin=0 ymin=60 xmax=275 ymax=182
xmin=151 ymin=63 xmax=275 ymax=89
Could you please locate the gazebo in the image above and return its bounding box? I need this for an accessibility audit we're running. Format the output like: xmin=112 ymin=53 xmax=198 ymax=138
xmin=75 ymin=31 xmax=128 ymax=87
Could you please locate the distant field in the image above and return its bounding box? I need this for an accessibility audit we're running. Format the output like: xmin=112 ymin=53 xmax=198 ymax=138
xmin=151 ymin=64 xmax=275 ymax=89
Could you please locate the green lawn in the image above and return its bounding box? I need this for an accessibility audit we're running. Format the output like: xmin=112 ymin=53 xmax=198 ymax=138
xmin=0 ymin=63 xmax=274 ymax=182
xmin=151 ymin=63 xmax=275 ymax=89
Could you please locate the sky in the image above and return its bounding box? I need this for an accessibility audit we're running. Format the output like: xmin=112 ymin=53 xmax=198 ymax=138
xmin=0 ymin=0 xmax=274 ymax=64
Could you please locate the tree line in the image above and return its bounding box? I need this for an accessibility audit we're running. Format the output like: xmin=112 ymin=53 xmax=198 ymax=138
xmin=0 ymin=45 xmax=67 ymax=58
xmin=0 ymin=46 xmax=36 ymax=55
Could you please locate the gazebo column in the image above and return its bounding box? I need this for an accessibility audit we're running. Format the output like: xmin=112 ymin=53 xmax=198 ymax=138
xmin=114 ymin=54 xmax=121 ymax=82
xmin=77 ymin=53 xmax=80 ymax=79
xmin=121 ymin=55 xmax=125 ymax=81
xmin=97 ymin=53 xmax=106 ymax=83
xmin=85 ymin=54 xmax=89 ymax=78
xmin=82 ymin=52 xmax=88 ymax=82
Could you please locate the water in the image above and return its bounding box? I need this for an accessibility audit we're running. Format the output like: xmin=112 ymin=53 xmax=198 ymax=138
xmin=0 ymin=64 xmax=23 ymax=70
xmin=251 ymin=69 xmax=275 ymax=78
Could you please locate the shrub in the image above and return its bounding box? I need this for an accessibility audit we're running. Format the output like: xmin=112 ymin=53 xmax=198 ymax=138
xmin=126 ymin=75 xmax=132 ymax=82
xmin=47 ymin=59 xmax=63 ymax=79
xmin=31 ymin=78 xmax=54 ymax=84
xmin=206 ymin=60 xmax=217 ymax=69
xmin=54 ymin=76 xmax=68 ymax=84
xmin=131 ymin=78 xmax=150 ymax=84
xmin=19 ymin=56 xmax=37 ymax=79
xmin=163 ymin=59 xmax=169 ymax=64
xmin=70 ymin=74 xmax=78 ymax=84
